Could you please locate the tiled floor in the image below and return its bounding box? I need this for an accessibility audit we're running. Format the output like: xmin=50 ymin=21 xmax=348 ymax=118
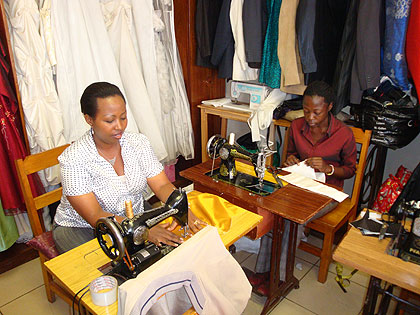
xmin=0 ymin=234 xmax=372 ymax=315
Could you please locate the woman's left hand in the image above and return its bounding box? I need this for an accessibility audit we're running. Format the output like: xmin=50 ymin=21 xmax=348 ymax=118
xmin=188 ymin=208 xmax=207 ymax=234
xmin=305 ymin=157 xmax=331 ymax=174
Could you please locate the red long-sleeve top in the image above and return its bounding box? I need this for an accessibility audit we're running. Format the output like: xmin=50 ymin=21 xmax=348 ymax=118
xmin=287 ymin=114 xmax=357 ymax=188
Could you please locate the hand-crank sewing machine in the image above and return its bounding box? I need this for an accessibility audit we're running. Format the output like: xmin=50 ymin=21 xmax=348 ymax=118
xmin=95 ymin=188 xmax=188 ymax=281
xmin=206 ymin=133 xmax=283 ymax=196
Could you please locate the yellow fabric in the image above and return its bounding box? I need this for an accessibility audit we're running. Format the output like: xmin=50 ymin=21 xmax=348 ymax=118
xmin=160 ymin=190 xmax=250 ymax=233
xmin=235 ymin=161 xmax=287 ymax=186
xmin=162 ymin=162 xmax=284 ymax=233
xmin=187 ymin=190 xmax=246 ymax=232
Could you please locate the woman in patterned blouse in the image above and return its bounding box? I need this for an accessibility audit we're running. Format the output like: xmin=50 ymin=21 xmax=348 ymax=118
xmin=52 ymin=82 xmax=204 ymax=253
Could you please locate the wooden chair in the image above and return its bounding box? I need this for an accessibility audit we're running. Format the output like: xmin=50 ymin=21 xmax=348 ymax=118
xmin=15 ymin=144 xmax=71 ymax=304
xmin=281 ymin=126 xmax=371 ymax=283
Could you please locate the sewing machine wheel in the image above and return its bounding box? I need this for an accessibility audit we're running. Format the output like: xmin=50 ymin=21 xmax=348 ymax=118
xmin=96 ymin=218 xmax=125 ymax=261
xmin=206 ymin=134 xmax=226 ymax=159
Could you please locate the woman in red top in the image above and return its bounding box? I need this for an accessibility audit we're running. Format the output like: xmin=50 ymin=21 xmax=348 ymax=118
xmin=284 ymin=80 xmax=357 ymax=188
xmin=249 ymin=81 xmax=357 ymax=296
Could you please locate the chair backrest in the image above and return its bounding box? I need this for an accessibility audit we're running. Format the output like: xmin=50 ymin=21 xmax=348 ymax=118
xmin=280 ymin=125 xmax=371 ymax=208
xmin=15 ymin=144 xmax=69 ymax=236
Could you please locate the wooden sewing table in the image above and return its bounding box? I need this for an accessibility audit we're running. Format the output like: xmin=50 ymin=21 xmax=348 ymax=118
xmin=180 ymin=160 xmax=337 ymax=315
xmin=44 ymin=199 xmax=262 ymax=315
xmin=333 ymin=221 xmax=420 ymax=314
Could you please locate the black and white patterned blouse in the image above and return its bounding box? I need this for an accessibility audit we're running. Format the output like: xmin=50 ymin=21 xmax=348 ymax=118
xmin=54 ymin=130 xmax=163 ymax=228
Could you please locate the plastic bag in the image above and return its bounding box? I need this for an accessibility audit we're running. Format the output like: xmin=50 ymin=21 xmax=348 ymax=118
xmin=372 ymin=166 xmax=413 ymax=213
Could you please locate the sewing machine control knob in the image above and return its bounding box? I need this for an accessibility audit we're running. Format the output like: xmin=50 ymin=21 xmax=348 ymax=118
xmin=125 ymin=200 xmax=134 ymax=219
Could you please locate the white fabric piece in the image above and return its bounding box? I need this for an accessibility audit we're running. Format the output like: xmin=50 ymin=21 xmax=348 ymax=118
xmin=118 ymin=226 xmax=251 ymax=315
xmin=234 ymin=236 xmax=261 ymax=255
xmin=51 ymin=0 xmax=138 ymax=143
xmin=201 ymin=98 xmax=232 ymax=107
xmin=249 ymin=88 xmax=287 ymax=141
xmin=230 ymin=0 xmax=259 ymax=81
xmin=100 ymin=0 xmax=168 ymax=161
xmin=280 ymin=173 xmax=348 ymax=202
xmin=8 ymin=0 xmax=66 ymax=186
xmin=282 ymin=160 xmax=326 ymax=183
xmin=14 ymin=212 xmax=32 ymax=243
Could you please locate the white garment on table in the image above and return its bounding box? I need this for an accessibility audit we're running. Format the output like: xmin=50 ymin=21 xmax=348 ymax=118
xmin=51 ymin=0 xmax=138 ymax=143
xmin=7 ymin=0 xmax=66 ymax=186
xmin=118 ymin=226 xmax=251 ymax=315
xmin=230 ymin=0 xmax=259 ymax=81
xmin=100 ymin=0 xmax=168 ymax=161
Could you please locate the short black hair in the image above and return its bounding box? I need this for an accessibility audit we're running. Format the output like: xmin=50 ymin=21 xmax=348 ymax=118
xmin=303 ymin=81 xmax=335 ymax=105
xmin=80 ymin=82 xmax=125 ymax=118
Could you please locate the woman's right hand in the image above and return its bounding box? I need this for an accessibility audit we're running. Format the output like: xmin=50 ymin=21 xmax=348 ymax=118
xmin=148 ymin=223 xmax=184 ymax=247
xmin=283 ymin=154 xmax=300 ymax=167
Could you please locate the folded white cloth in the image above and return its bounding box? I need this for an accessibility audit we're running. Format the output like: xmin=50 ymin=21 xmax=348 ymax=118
xmin=118 ymin=226 xmax=251 ymax=315
xmin=280 ymin=173 xmax=348 ymax=202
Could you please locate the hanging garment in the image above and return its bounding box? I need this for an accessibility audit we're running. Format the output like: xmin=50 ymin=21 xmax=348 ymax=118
xmin=195 ymin=0 xmax=223 ymax=68
xmin=7 ymin=0 xmax=66 ymax=186
xmin=331 ymin=0 xmax=358 ymax=115
xmin=131 ymin=0 xmax=166 ymax=156
xmin=118 ymin=226 xmax=251 ymax=315
xmin=350 ymin=0 xmax=383 ymax=104
xmin=132 ymin=0 xmax=194 ymax=162
xmin=39 ymin=0 xmax=56 ymax=69
xmin=307 ymin=0 xmax=350 ymax=85
xmin=152 ymin=0 xmax=195 ymax=162
xmin=211 ymin=0 xmax=234 ymax=79
xmin=242 ymin=0 xmax=268 ymax=69
xmin=277 ymin=0 xmax=306 ymax=95
xmin=259 ymin=0 xmax=282 ymax=89
xmin=383 ymin=0 xmax=413 ymax=92
xmin=51 ymin=0 xmax=139 ymax=143
xmin=100 ymin=0 xmax=168 ymax=161
xmin=230 ymin=0 xmax=259 ymax=80
xmin=0 ymin=38 xmax=42 ymax=214
xmin=406 ymin=0 xmax=420 ymax=94
xmin=296 ymin=0 xmax=317 ymax=74
xmin=0 ymin=199 xmax=19 ymax=252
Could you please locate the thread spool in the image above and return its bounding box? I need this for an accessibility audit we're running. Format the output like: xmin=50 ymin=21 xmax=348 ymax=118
xmin=125 ymin=200 xmax=134 ymax=219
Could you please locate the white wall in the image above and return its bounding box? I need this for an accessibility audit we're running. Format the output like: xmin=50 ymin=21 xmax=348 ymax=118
xmin=382 ymin=132 xmax=420 ymax=178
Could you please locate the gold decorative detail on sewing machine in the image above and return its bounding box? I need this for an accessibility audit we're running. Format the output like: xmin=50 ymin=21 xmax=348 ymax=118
xmin=206 ymin=134 xmax=281 ymax=196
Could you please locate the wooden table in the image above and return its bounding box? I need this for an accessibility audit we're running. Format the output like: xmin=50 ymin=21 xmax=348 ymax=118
xmin=333 ymin=225 xmax=420 ymax=314
xmin=180 ymin=160 xmax=336 ymax=315
xmin=198 ymin=104 xmax=291 ymax=163
xmin=44 ymin=200 xmax=262 ymax=315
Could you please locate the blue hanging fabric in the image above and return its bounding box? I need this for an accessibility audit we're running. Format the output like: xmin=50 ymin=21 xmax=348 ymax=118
xmin=382 ymin=0 xmax=413 ymax=92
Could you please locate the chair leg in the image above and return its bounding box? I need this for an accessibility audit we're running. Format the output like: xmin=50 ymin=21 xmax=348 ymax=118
xmin=318 ymin=231 xmax=333 ymax=283
xmin=39 ymin=255 xmax=56 ymax=303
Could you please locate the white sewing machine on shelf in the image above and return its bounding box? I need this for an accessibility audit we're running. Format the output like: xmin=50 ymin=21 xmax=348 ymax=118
xmin=229 ymin=80 xmax=271 ymax=110
xmin=201 ymin=81 xmax=271 ymax=113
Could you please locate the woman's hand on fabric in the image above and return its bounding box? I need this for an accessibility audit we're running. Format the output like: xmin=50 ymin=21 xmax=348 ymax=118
xmin=283 ymin=154 xmax=300 ymax=167
xmin=148 ymin=223 xmax=183 ymax=247
xmin=188 ymin=208 xmax=207 ymax=234
xmin=305 ymin=157 xmax=331 ymax=173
